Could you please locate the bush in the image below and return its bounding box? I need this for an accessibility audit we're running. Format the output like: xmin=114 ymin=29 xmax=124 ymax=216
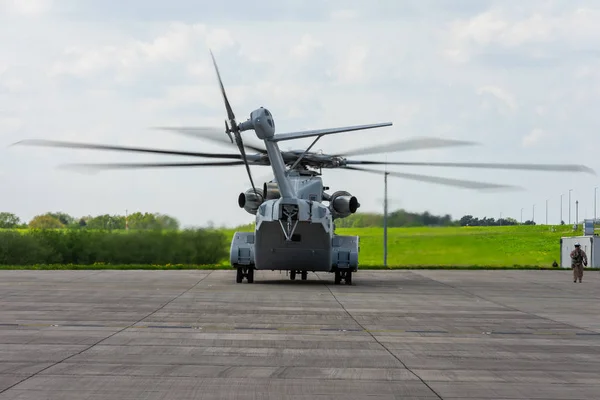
xmin=0 ymin=229 xmax=228 ymax=265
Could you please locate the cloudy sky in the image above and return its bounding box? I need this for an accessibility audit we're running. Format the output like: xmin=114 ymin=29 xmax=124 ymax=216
xmin=2 ymin=0 xmax=600 ymax=227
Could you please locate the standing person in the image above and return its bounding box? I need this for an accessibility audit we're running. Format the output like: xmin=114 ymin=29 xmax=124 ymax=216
xmin=570 ymin=242 xmax=588 ymax=283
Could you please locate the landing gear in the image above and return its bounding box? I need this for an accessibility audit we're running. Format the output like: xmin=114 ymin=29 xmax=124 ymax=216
xmin=289 ymin=270 xmax=309 ymax=281
xmin=236 ymin=266 xmax=254 ymax=283
xmin=334 ymin=270 xmax=352 ymax=285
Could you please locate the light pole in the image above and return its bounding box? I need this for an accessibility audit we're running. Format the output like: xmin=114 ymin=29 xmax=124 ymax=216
xmin=546 ymin=199 xmax=548 ymax=225
xmin=383 ymin=171 xmax=389 ymax=267
xmin=595 ymin=187 xmax=598 ymax=223
xmin=576 ymin=200 xmax=579 ymax=225
xmin=560 ymin=194 xmax=563 ymax=225
xmin=521 ymin=208 xmax=524 ymax=224
xmin=569 ymin=189 xmax=573 ymax=224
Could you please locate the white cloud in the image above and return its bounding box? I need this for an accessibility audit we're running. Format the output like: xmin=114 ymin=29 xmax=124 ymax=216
xmin=0 ymin=0 xmax=52 ymax=15
xmin=443 ymin=6 xmax=600 ymax=62
xmin=0 ymin=115 xmax=22 ymax=131
xmin=48 ymin=23 xmax=209 ymax=78
xmin=333 ymin=45 xmax=369 ymax=85
xmin=205 ymin=28 xmax=236 ymax=51
xmin=522 ymin=128 xmax=546 ymax=147
xmin=476 ymin=85 xmax=517 ymax=111
xmin=330 ymin=9 xmax=359 ymax=21
xmin=535 ymin=105 xmax=545 ymax=115
xmin=394 ymin=103 xmax=420 ymax=126
xmin=290 ymin=34 xmax=323 ymax=59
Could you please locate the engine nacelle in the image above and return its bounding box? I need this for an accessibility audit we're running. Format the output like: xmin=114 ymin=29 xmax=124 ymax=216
xmin=329 ymin=190 xmax=360 ymax=219
xmin=263 ymin=181 xmax=281 ymax=200
xmin=238 ymin=188 xmax=264 ymax=215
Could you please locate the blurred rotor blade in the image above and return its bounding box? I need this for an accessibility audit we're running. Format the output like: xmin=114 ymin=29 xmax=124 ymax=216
xmin=345 ymin=160 xmax=596 ymax=174
xmin=210 ymin=49 xmax=236 ymax=123
xmin=210 ymin=49 xmax=258 ymax=195
xmin=343 ymin=166 xmax=522 ymax=191
xmin=337 ymin=137 xmax=478 ymax=157
xmin=59 ymin=160 xmax=248 ymax=171
xmin=153 ymin=126 xmax=267 ymax=153
xmin=13 ymin=139 xmax=247 ymax=160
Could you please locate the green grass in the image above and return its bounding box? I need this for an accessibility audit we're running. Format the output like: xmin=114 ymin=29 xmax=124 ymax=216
xmin=335 ymin=224 xmax=578 ymax=267
xmin=0 ymin=224 xmax=590 ymax=269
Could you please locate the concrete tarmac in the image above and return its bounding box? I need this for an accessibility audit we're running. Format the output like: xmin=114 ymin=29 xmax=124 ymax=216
xmin=0 ymin=269 xmax=599 ymax=399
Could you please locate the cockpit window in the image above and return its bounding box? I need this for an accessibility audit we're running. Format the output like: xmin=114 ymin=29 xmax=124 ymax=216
xmin=267 ymin=118 xmax=273 ymax=127
xmin=264 ymin=109 xmax=270 ymax=116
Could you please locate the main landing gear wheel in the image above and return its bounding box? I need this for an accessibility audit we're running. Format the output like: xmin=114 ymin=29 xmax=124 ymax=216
xmin=236 ymin=266 xmax=254 ymax=283
xmin=334 ymin=270 xmax=352 ymax=285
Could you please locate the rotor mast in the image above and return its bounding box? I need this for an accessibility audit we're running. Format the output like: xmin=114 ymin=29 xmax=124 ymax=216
xmin=237 ymin=120 xmax=296 ymax=199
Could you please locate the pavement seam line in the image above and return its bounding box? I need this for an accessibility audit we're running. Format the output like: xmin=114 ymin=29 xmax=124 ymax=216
xmin=317 ymin=273 xmax=444 ymax=400
xmin=0 ymin=270 xmax=213 ymax=395
xmin=410 ymin=270 xmax=599 ymax=334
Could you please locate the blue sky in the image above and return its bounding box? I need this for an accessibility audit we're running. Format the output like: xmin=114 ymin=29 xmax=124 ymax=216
xmin=2 ymin=0 xmax=599 ymax=227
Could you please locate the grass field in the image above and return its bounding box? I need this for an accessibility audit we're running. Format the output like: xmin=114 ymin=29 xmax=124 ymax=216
xmin=1 ymin=224 xmax=593 ymax=269
xmin=336 ymin=225 xmax=579 ymax=267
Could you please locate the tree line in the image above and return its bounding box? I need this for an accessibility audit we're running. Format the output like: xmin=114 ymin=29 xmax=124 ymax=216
xmin=1 ymin=208 xmax=543 ymax=230
xmin=333 ymin=210 xmax=538 ymax=228
xmin=0 ymin=211 xmax=180 ymax=230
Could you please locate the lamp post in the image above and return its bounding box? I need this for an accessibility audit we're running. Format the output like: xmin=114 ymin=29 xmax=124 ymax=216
xmin=521 ymin=208 xmax=524 ymax=224
xmin=569 ymin=189 xmax=573 ymax=224
xmin=560 ymin=194 xmax=563 ymax=225
xmin=595 ymin=187 xmax=598 ymax=223
xmin=546 ymin=199 xmax=548 ymax=225
xmin=383 ymin=171 xmax=389 ymax=267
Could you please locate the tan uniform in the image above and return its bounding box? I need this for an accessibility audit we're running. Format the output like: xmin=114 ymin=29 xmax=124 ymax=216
xmin=570 ymin=247 xmax=588 ymax=282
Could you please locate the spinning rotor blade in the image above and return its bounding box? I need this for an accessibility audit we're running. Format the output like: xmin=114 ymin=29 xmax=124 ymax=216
xmin=209 ymin=49 xmax=258 ymax=194
xmin=345 ymin=160 xmax=596 ymax=174
xmin=337 ymin=137 xmax=478 ymax=157
xmin=210 ymin=50 xmax=236 ymax=124
xmin=12 ymin=139 xmax=248 ymax=160
xmin=152 ymin=126 xmax=267 ymax=154
xmin=59 ymin=160 xmax=248 ymax=171
xmin=343 ymin=166 xmax=522 ymax=191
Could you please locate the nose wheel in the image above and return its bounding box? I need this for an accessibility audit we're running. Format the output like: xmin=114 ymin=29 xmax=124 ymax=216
xmin=334 ymin=270 xmax=352 ymax=285
xmin=236 ymin=266 xmax=254 ymax=283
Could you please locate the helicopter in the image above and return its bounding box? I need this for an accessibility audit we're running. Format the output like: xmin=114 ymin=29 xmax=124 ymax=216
xmin=13 ymin=51 xmax=596 ymax=285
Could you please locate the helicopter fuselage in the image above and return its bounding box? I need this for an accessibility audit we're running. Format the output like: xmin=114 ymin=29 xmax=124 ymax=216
xmin=230 ymin=171 xmax=360 ymax=284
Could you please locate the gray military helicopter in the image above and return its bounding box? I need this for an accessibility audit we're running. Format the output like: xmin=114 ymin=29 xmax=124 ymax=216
xmin=14 ymin=51 xmax=596 ymax=285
